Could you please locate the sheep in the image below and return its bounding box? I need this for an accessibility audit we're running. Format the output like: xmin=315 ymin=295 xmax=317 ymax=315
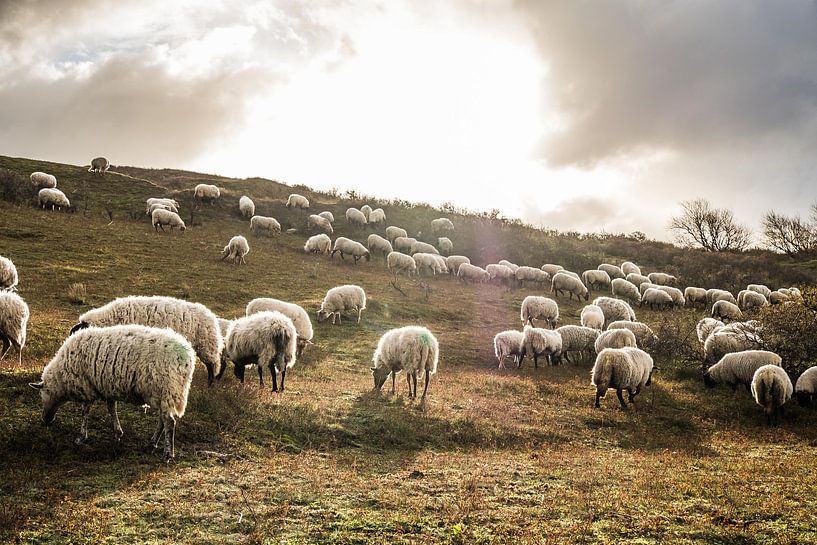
xmin=556 ymin=325 xmax=600 ymax=363
xmin=740 ymin=290 xmax=768 ymax=311
xmin=217 ymin=318 xmax=232 ymax=345
xmin=88 ymin=156 xmax=110 ymax=173
xmin=551 ymin=272 xmax=589 ymax=301
xmin=38 ymin=188 xmax=70 ymax=210
xmin=387 ymin=251 xmax=418 ymax=277
xmin=519 ymin=326 xmax=563 ymax=367
xmin=580 ymin=304 xmax=605 ymax=330
xmin=360 ymin=204 xmax=373 ymax=221
xmin=414 ymin=253 xmax=444 ymax=275
xmin=457 ymin=263 xmax=489 ymax=284
xmin=30 ymin=172 xmax=56 ymax=188
xmin=696 ymin=317 xmax=725 ymax=344
xmin=656 ymin=285 xmax=685 ymax=308
xmin=626 ymin=273 xmax=650 ymax=287
xmin=386 ymin=226 xmax=408 ymax=243
xmin=410 ymin=240 xmax=439 ymax=255
xmin=541 ymin=264 xmax=564 ymax=277
xmin=514 ymin=266 xmax=548 ymax=288
xmin=30 ymin=325 xmax=195 ymax=459
xmin=394 ymin=236 xmax=416 ymax=253
xmin=493 ymin=330 xmax=525 ymax=369
xmin=707 ymin=289 xmax=737 ymax=305
xmin=304 ymin=234 xmax=332 ymax=254
xmin=648 ymin=272 xmax=677 ymax=285
xmin=250 ymin=215 xmax=282 ymax=237
xmin=0 ymin=256 xmax=18 ymax=291
xmin=748 ymin=284 xmax=772 ymax=298
xmin=769 ymin=290 xmax=789 ymax=305
xmin=286 ymin=194 xmax=310 ymax=209
xmin=331 ymin=237 xmax=370 ymax=263
xmin=224 ymin=311 xmax=297 ymax=391
xmin=317 ymin=285 xmax=366 ymax=324
xmin=592 ymin=297 xmax=636 ymax=328
xmin=712 ymin=300 xmax=742 ymax=323
xmin=704 ymin=329 xmax=763 ymax=365
xmin=152 ymin=209 xmax=186 ymax=232
xmin=598 ymin=264 xmax=625 ymax=280
xmin=560 ymin=270 xmax=581 ymax=281
xmin=367 ymin=234 xmax=393 ymax=258
xmin=236 ymin=196 xmax=254 ymax=219
xmin=246 ymin=299 xmax=314 ymax=356
xmin=146 ymin=198 xmax=179 ymax=214
xmin=0 ymin=292 xmax=29 ymax=367
xmin=221 ymin=235 xmax=249 ymax=265
xmin=371 ymin=326 xmax=439 ymax=400
xmin=704 ymin=350 xmax=782 ymax=392
xmin=147 ymin=202 xmax=175 ymax=216
xmin=318 ymin=211 xmax=335 ymax=223
xmin=607 ymin=321 xmax=658 ymax=350
xmin=346 ymin=207 xmax=368 ymax=228
xmin=446 ymin=255 xmax=471 ymax=275
xmin=684 ymin=287 xmax=708 ymax=308
xmin=751 ymin=364 xmax=793 ymax=425
xmin=498 ymin=260 xmax=519 ymax=272
xmin=487 ymin=263 xmax=515 ymax=285
xmin=591 ymin=347 xmax=654 ymax=409
xmin=582 ymin=270 xmax=612 ymax=291
xmin=611 ymin=278 xmax=641 ymax=304
xmin=641 ymin=288 xmax=673 ymax=310
xmin=438 ymin=237 xmax=453 ymax=256
xmin=308 ymin=214 xmax=334 ymax=235
xmin=621 ymin=261 xmax=641 ymax=276
xmin=638 ymin=281 xmax=659 ymax=296
xmin=368 ymin=208 xmax=386 ymax=225
xmin=431 ymin=217 xmax=454 ymax=235
xmin=432 ymin=255 xmax=449 ymax=274
xmin=520 ymin=296 xmax=559 ymax=328
xmin=594 ymin=328 xmax=637 ymax=352
xmin=193 ymin=183 xmax=220 ymax=200
xmin=795 ymin=366 xmax=817 ymax=406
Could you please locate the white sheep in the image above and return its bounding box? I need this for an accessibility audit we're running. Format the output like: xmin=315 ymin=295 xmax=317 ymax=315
xmin=626 ymin=273 xmax=650 ymax=287
xmin=795 ymin=366 xmax=817 ymax=406
xmin=594 ymin=328 xmax=637 ymax=352
xmin=38 ymin=188 xmax=70 ymax=211
xmin=432 ymin=254 xmax=449 ymax=274
xmin=516 ymin=266 xmax=549 ymax=288
xmin=659 ymin=286 xmax=685 ymax=308
xmin=747 ymin=284 xmax=772 ymax=298
xmin=246 ymin=298 xmax=314 ymax=356
xmin=193 ymin=183 xmax=220 ymax=200
xmin=217 ymin=317 xmax=232 ymax=345
xmin=251 ymin=215 xmax=282 ymax=237
xmin=519 ymin=325 xmax=563 ymax=367
xmin=0 ymin=292 xmax=29 ymax=367
xmin=413 ymin=253 xmax=444 ymax=275
xmin=332 ymin=237 xmax=370 ymax=263
xmin=308 ymin=214 xmax=334 ymax=235
xmin=712 ymin=300 xmax=742 ymax=322
xmin=580 ymin=304 xmax=605 ymax=330
xmin=648 ymin=272 xmax=677 ymax=285
xmin=704 ymin=328 xmax=763 ymax=364
xmin=30 ymin=325 xmax=195 ymax=460
xmin=556 ymin=325 xmax=600 ymax=363
xmin=582 ymin=270 xmax=612 ymax=291
xmin=445 ymin=255 xmax=471 ymax=275
xmin=367 ymin=234 xmax=393 ymax=258
xmin=385 ymin=226 xmax=407 ymax=243
xmin=598 ymin=264 xmax=625 ymax=280
xmin=592 ymin=296 xmax=637 ymax=328
xmin=71 ymin=295 xmax=224 ymax=385
xmin=368 ymin=208 xmax=386 ymax=225
xmin=221 ymin=235 xmax=249 ymax=265
xmin=437 ymin=237 xmax=453 ymax=255
xmin=0 ymin=256 xmax=18 ymax=291
xmin=346 ymin=208 xmax=368 ymax=228
xmin=393 ymin=236 xmax=416 ymax=253
xmin=769 ymin=290 xmax=789 ymax=305
xmin=641 ymin=288 xmax=673 ymax=310
xmin=707 ymin=289 xmax=737 ymax=305
xmin=286 ymin=194 xmax=310 ymax=209
xmin=740 ymin=290 xmax=768 ymax=311
xmin=239 ymin=196 xmax=255 ymax=218
xmin=152 ymin=209 xmax=186 ymax=232
xmin=147 ymin=202 xmax=175 ymax=216
xmin=146 ymin=198 xmax=179 ymax=214
xmin=304 ymin=233 xmax=332 ymax=254
xmin=317 ymin=285 xmax=366 ymax=324
xmin=410 ymin=240 xmax=439 ymax=255
xmin=611 ymin=278 xmax=641 ymax=304
xmin=621 ymin=261 xmax=641 ymax=276
xmin=541 ymin=264 xmax=564 ymax=277
xmin=387 ymin=251 xmax=418 ymax=277
xmin=591 ymin=347 xmax=654 ymax=409
xmin=318 ymin=211 xmax=335 ymax=223
xmin=30 ymin=172 xmax=56 ymax=188
xmin=431 ymin=217 xmax=454 ymax=235
xmin=371 ymin=326 xmax=439 ymax=400
xmin=88 ymin=156 xmax=110 ymax=173
xmin=520 ymin=296 xmax=559 ymax=328
xmin=486 ymin=263 xmax=515 ymax=285
xmin=457 ymin=263 xmax=489 ymax=284
xmin=606 ymin=321 xmax=658 ymax=350
xmin=224 ymin=311 xmax=297 ymax=391
xmin=551 ymin=272 xmax=589 ymax=301
xmin=493 ymin=330 xmax=524 ymax=369
xmin=360 ymin=204 xmax=373 ymax=221
xmin=684 ymin=287 xmax=708 ymax=308
xmin=696 ymin=317 xmax=725 ymax=344
xmin=704 ymin=350 xmax=781 ymax=392
xmin=498 ymin=260 xmax=519 ymax=272
xmin=751 ymin=364 xmax=792 ymax=425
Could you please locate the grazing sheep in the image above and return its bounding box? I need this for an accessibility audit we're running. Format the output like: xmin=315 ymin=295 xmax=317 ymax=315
xmin=410 ymin=240 xmax=439 ymax=255
xmin=38 ymin=188 xmax=70 ymax=210
xmin=367 ymin=234 xmax=393 ymax=258
xmin=594 ymin=328 xmax=637 ymax=352
xmin=393 ymin=236 xmax=416 ymax=253
xmin=707 ymin=289 xmax=737 ymax=305
xmin=387 ymin=251 xmax=418 ymax=277
xmin=250 ymin=215 xmax=282 ymax=237
xmin=769 ymin=290 xmax=789 ymax=305
xmin=684 ymin=287 xmax=708 ymax=308
xmin=621 ymin=262 xmax=641 ymax=276
xmin=638 ymin=282 xmax=659 ymax=296
xmin=519 ymin=326 xmax=563 ymax=368
xmin=493 ymin=330 xmax=525 ymax=369
xmin=704 ymin=350 xmax=782 ymax=392
xmin=360 ymin=205 xmax=373 ymax=221
xmin=659 ymin=286 xmax=685 ymax=308
xmin=795 ymin=366 xmax=817 ymax=405
xmin=30 ymin=172 xmax=56 ymax=188
xmin=515 ymin=266 xmax=549 ymax=288
xmin=331 ymin=237 xmax=370 ymax=263
xmin=88 ymin=156 xmax=110 ymax=173
xmin=0 ymin=256 xmax=18 ymax=291
xmin=217 ymin=318 xmax=232 ymax=345
xmin=371 ymin=326 xmax=439 ymax=400
xmin=582 ymin=270 xmax=612 ymax=291
xmin=147 ymin=202 xmax=175 ymax=216
xmin=308 ymin=214 xmax=334 ymax=235
xmin=386 ymin=226 xmax=408 ymax=243
xmin=193 ymin=184 xmax=220 ymax=200
xmin=246 ymin=299 xmax=314 ymax=356
xmin=580 ymin=304 xmax=605 ymax=330
xmin=641 ymin=288 xmax=673 ymax=310
xmin=740 ymin=290 xmax=768 ymax=311
xmin=152 ymin=209 xmax=186 ymax=232
xmin=457 ymin=263 xmax=489 ymax=284
xmin=696 ymin=318 xmax=725 ymax=344
xmin=751 ymin=364 xmax=793 ymax=425
xmin=704 ymin=329 xmax=763 ymax=365
xmin=318 ymin=211 xmax=335 ymax=222
xmin=648 ymin=272 xmax=677 ymax=285
xmin=317 ymin=285 xmax=366 ymax=324
xmin=0 ymin=292 xmax=29 ymax=367
xmin=611 ymin=278 xmax=641 ymax=304
xmin=591 ymin=347 xmax=654 ymax=409
xmin=145 ymin=198 xmax=179 ymax=214
xmin=748 ymin=284 xmax=772 ymax=298
xmin=31 ymin=325 xmax=195 ymax=459
xmin=551 ymin=272 xmax=589 ymax=301
xmin=431 ymin=217 xmax=454 ymax=235
xmin=712 ymin=300 xmax=742 ymax=322
xmin=598 ymin=264 xmax=625 ymax=280
xmin=607 ymin=321 xmax=658 ymax=350
xmin=520 ymin=296 xmax=559 ymax=328
xmin=224 ymin=311 xmax=297 ymax=391
xmin=438 ymin=237 xmax=453 ymax=255
xmin=286 ymin=194 xmax=310 ymax=209
xmin=498 ymin=260 xmax=519 ymax=272
xmin=556 ymin=325 xmax=600 ymax=363
xmin=487 ymin=263 xmax=515 ymax=285
xmin=432 ymin=254 xmax=449 ymax=274
xmin=221 ymin=235 xmax=249 ymax=265
xmin=446 ymin=255 xmax=471 ymax=275
xmin=346 ymin=208 xmax=368 ymax=228
xmin=592 ymin=297 xmax=637 ymax=328
xmin=626 ymin=273 xmax=650 ymax=287
xmin=368 ymin=208 xmax=386 ymax=225
xmin=239 ymin=196 xmax=255 ymax=218
xmin=304 ymin=233 xmax=332 ymax=254
xmin=414 ymin=253 xmax=444 ymax=276
xmin=541 ymin=264 xmax=564 ymax=277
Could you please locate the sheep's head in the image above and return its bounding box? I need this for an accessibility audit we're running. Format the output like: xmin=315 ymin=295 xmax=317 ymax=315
xmin=703 ymin=370 xmax=717 ymax=388
xmin=28 ymin=380 xmax=64 ymax=425
xmin=371 ymin=365 xmax=390 ymax=392
xmin=316 ymin=309 xmax=331 ymax=322
xmin=797 ymin=391 xmax=813 ymax=407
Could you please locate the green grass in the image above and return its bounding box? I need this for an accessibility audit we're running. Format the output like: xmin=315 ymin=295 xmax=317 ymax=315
xmin=1 ymin=157 xmax=817 ymax=544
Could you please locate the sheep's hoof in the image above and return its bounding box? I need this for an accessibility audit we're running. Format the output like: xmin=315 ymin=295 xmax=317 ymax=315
xmin=114 ymin=429 xmax=124 ymax=441
xmin=74 ymin=436 xmax=86 ymax=446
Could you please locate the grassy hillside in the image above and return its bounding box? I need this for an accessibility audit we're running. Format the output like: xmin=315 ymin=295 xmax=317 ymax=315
xmin=1 ymin=156 xmax=816 ymax=544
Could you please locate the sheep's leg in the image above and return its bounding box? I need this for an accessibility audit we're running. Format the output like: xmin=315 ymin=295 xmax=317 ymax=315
xmin=412 ymin=371 xmax=418 ymax=399
xmin=421 ymin=369 xmax=430 ymax=401
xmin=616 ymin=389 xmax=627 ymax=409
xmin=405 ymin=373 xmax=411 ymax=397
xmin=533 ymin=354 xmax=538 ymax=369
xmin=159 ymin=224 xmax=165 ymax=232
xmin=357 ymin=307 xmax=363 ymax=323
xmin=270 ymin=364 xmax=278 ymax=392
xmin=353 ymin=255 xmax=359 ymax=264
xmin=150 ymin=416 xmax=165 ymax=449
xmin=0 ymin=338 xmax=11 ymax=363
xmin=280 ymin=367 xmax=286 ymax=392
xmin=257 ymin=365 xmax=264 ymax=386
xmin=75 ymin=402 xmax=91 ymax=445
xmin=391 ymin=371 xmax=396 ymax=394
xmin=16 ymin=343 xmax=22 ymax=368
xmin=162 ymin=413 xmax=176 ymax=460
xmin=628 ymin=386 xmax=641 ymax=403
xmin=594 ymin=392 xmax=603 ymax=408
xmin=205 ymin=361 xmax=215 ymax=386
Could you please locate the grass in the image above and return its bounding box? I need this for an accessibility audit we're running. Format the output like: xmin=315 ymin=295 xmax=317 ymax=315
xmin=1 ymin=156 xmax=817 ymax=544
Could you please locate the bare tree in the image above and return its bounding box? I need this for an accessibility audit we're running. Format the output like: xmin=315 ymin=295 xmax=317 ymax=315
xmin=668 ymin=198 xmax=751 ymax=252
xmin=761 ymin=208 xmax=817 ymax=259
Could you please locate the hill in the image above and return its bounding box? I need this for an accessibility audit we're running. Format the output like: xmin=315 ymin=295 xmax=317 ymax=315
xmin=1 ymin=155 xmax=816 ymax=544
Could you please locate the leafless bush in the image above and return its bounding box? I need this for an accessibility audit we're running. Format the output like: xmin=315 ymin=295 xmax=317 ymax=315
xmin=0 ymin=169 xmax=37 ymax=205
xmin=757 ymin=288 xmax=817 ymax=376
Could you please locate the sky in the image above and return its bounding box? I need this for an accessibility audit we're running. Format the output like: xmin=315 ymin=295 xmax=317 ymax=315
xmin=1 ymin=0 xmax=816 ymax=241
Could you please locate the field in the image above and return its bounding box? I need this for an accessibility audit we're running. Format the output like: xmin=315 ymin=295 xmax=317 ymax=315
xmin=1 ymin=156 xmax=817 ymax=544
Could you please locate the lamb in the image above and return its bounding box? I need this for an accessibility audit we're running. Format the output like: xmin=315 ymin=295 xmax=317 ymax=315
xmin=317 ymin=285 xmax=366 ymax=324
xmin=431 ymin=217 xmax=454 ymax=235
xmin=520 ymin=296 xmax=559 ymax=328
xmin=346 ymin=208 xmax=368 ymax=228
xmin=193 ymin=183 xmax=220 ymax=200
xmin=224 ymin=311 xmax=297 ymax=391
xmin=541 ymin=264 xmax=564 ymax=277
xmin=38 ymin=188 xmax=70 ymax=210
xmin=368 ymin=208 xmax=386 ymax=225
xmin=286 ymin=194 xmax=310 ymax=209
xmin=360 ymin=204 xmax=373 ymax=221
xmin=592 ymin=297 xmax=637 ymax=328
xmin=519 ymin=326 xmax=563 ymax=367
xmin=331 ymin=237 xmax=370 ymax=263
xmin=493 ymin=330 xmax=525 ymax=369
xmin=221 ymin=235 xmax=249 ymax=265
xmin=684 ymin=287 xmax=708 ymax=308
xmin=393 ymin=236 xmax=416 ymax=253
xmin=385 ymin=226 xmax=408 ymax=243
xmin=707 ymin=289 xmax=737 ymax=305
xmin=437 ymin=237 xmax=453 ymax=256
xmin=626 ymin=273 xmax=650 ymax=287
xmin=446 ymin=255 xmax=471 ymax=275
xmin=146 ymin=198 xmax=179 ymax=214
xmin=594 ymin=328 xmax=637 ymax=352
xmin=387 ymin=251 xmax=418 ymax=277
xmin=246 ymin=298 xmax=314 ymax=356
xmin=740 ymin=290 xmax=768 ymax=311
xmin=607 ymin=321 xmax=658 ymax=350
xmin=251 ymin=215 xmax=282 ymax=237
xmin=0 ymin=256 xmax=18 ymax=291
xmin=318 ymin=211 xmax=335 ymax=223
xmin=641 ymin=288 xmax=673 ymax=310
xmin=414 ymin=253 xmax=444 ymax=275
xmin=591 ymin=347 xmax=654 ymax=409
xmin=487 ymin=263 xmax=515 ymax=285
xmin=696 ymin=317 xmax=725 ymax=344
xmin=611 ymin=278 xmax=641 ymax=304
xmin=551 ymin=272 xmax=589 ymax=301
xmin=704 ymin=350 xmax=782 ymax=392
xmin=516 ymin=266 xmax=549 ymax=288
xmin=371 ymin=326 xmax=439 ymax=400
xmin=88 ymin=156 xmax=110 ymax=173
xmin=648 ymin=272 xmax=677 ymax=285
xmin=30 ymin=172 xmax=56 ymax=188
xmin=152 ymin=209 xmax=186 ymax=232
xmin=580 ymin=304 xmax=605 ymax=330
xmin=367 ymin=234 xmax=393 ymax=258
xmin=556 ymin=325 xmax=600 ymax=363
xmin=30 ymin=324 xmax=195 ymax=459
xmin=704 ymin=329 xmax=763 ymax=364
xmin=71 ymin=295 xmax=224 ymax=385
xmin=410 ymin=240 xmax=439 ymax=255
xmin=239 ymin=196 xmax=255 ymax=218
xmin=304 ymin=234 xmax=332 ymax=254
xmin=795 ymin=366 xmax=817 ymax=405
xmin=621 ymin=262 xmax=641 ymax=276
xmin=0 ymin=292 xmax=29 ymax=367
xmin=712 ymin=300 xmax=742 ymax=323
xmin=748 ymin=284 xmax=772 ymax=298
xmin=308 ymin=214 xmax=334 ymax=235
xmin=582 ymin=270 xmax=612 ymax=291
xmin=457 ymin=263 xmax=489 ymax=284
xmin=498 ymin=260 xmax=519 ymax=272
xmin=751 ymin=364 xmax=793 ymax=425
xmin=598 ymin=264 xmax=625 ymax=280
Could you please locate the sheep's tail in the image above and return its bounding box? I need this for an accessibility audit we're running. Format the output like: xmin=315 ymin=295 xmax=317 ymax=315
xmin=756 ymin=372 xmax=770 ymax=410
xmin=591 ymin=352 xmax=613 ymax=391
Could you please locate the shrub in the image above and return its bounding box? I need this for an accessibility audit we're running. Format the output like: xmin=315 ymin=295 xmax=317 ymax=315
xmin=0 ymin=169 xmax=37 ymax=205
xmin=757 ymin=287 xmax=817 ymax=376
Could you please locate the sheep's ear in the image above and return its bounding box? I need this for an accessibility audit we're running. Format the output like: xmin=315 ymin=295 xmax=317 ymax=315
xmin=370 ymin=366 xmax=376 ymax=371
xmin=29 ymin=381 xmax=44 ymax=390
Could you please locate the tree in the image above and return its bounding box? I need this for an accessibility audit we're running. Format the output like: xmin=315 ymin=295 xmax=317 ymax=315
xmin=761 ymin=206 xmax=817 ymax=259
xmin=668 ymin=198 xmax=751 ymax=252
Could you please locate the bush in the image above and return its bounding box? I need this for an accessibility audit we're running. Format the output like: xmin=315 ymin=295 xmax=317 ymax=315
xmin=757 ymin=288 xmax=817 ymax=376
xmin=0 ymin=169 xmax=37 ymax=205
xmin=66 ymin=283 xmax=87 ymax=305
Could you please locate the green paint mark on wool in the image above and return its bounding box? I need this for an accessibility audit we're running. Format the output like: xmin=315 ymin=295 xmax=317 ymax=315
xmin=168 ymin=340 xmax=191 ymax=361
xmin=419 ymin=332 xmax=431 ymax=346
